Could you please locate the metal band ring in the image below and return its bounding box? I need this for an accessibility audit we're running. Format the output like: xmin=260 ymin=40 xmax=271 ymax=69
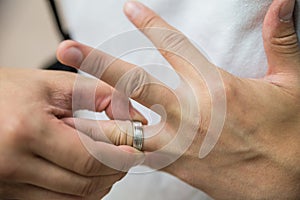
xmin=132 ymin=121 xmax=144 ymax=151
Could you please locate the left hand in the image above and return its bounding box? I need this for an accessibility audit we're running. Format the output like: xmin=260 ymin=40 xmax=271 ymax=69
xmin=0 ymin=68 xmax=145 ymax=199
xmin=57 ymin=0 xmax=300 ymax=199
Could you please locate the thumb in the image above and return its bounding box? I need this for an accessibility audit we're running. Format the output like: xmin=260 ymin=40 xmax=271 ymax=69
xmin=263 ymin=0 xmax=300 ymax=75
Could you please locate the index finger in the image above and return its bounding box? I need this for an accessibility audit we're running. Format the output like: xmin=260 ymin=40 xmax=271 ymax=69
xmin=57 ymin=40 xmax=179 ymax=111
xmin=123 ymin=1 xmax=213 ymax=77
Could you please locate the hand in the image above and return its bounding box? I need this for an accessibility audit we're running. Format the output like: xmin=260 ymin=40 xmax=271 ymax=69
xmin=57 ymin=0 xmax=300 ymax=199
xmin=0 ymin=68 xmax=145 ymax=199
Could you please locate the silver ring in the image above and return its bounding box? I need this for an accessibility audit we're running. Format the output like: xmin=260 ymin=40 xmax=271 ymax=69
xmin=132 ymin=121 xmax=144 ymax=151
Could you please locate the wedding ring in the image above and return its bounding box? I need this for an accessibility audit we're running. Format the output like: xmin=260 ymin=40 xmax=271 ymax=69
xmin=132 ymin=121 xmax=144 ymax=151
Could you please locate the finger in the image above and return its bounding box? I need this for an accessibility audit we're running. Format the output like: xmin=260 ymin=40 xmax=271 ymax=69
xmin=63 ymin=118 xmax=134 ymax=146
xmin=63 ymin=118 xmax=187 ymax=170
xmin=17 ymin=156 xmax=124 ymax=196
xmin=31 ymin=120 xmax=144 ymax=175
xmin=0 ymin=182 xmax=80 ymax=200
xmin=46 ymin=70 xmax=146 ymax=123
xmin=263 ymin=0 xmax=300 ymax=75
xmin=63 ymin=118 xmax=170 ymax=152
xmin=104 ymin=90 xmax=148 ymax=125
xmin=57 ymin=40 xmax=178 ymax=110
xmin=123 ymin=1 xmax=214 ymax=77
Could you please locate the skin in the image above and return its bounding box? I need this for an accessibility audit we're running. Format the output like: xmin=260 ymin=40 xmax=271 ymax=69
xmin=0 ymin=68 xmax=145 ymax=199
xmin=57 ymin=0 xmax=300 ymax=199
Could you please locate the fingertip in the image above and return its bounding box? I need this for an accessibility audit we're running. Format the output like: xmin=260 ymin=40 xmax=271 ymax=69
xmin=56 ymin=40 xmax=76 ymax=60
xmin=56 ymin=40 xmax=83 ymax=67
xmin=124 ymin=1 xmax=144 ymax=21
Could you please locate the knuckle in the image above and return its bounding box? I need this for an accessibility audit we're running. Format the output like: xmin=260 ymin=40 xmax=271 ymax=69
xmin=0 ymin=126 xmax=31 ymax=181
xmin=79 ymin=178 xmax=98 ymax=196
xmin=50 ymin=88 xmax=72 ymax=110
xmin=140 ymin=14 xmax=160 ymax=29
xmin=270 ymin=32 xmax=300 ymax=55
xmin=79 ymin=154 xmax=101 ymax=176
xmin=123 ymin=67 xmax=150 ymax=101
xmin=1 ymin=115 xmax=38 ymax=147
xmin=160 ymin=31 xmax=187 ymax=58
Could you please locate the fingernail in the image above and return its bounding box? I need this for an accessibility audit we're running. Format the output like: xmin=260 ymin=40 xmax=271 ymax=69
xmin=279 ymin=0 xmax=295 ymax=22
xmin=124 ymin=1 xmax=142 ymax=20
xmin=62 ymin=47 xmax=83 ymax=66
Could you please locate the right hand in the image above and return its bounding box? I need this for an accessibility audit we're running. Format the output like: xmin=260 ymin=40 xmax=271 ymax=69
xmin=57 ymin=0 xmax=300 ymax=199
xmin=0 ymin=68 xmax=145 ymax=199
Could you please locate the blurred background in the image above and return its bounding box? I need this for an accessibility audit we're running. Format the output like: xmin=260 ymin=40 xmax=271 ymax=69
xmin=0 ymin=0 xmax=62 ymax=69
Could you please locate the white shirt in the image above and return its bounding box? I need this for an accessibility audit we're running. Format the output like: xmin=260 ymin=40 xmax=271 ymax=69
xmin=60 ymin=1 xmax=300 ymax=199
